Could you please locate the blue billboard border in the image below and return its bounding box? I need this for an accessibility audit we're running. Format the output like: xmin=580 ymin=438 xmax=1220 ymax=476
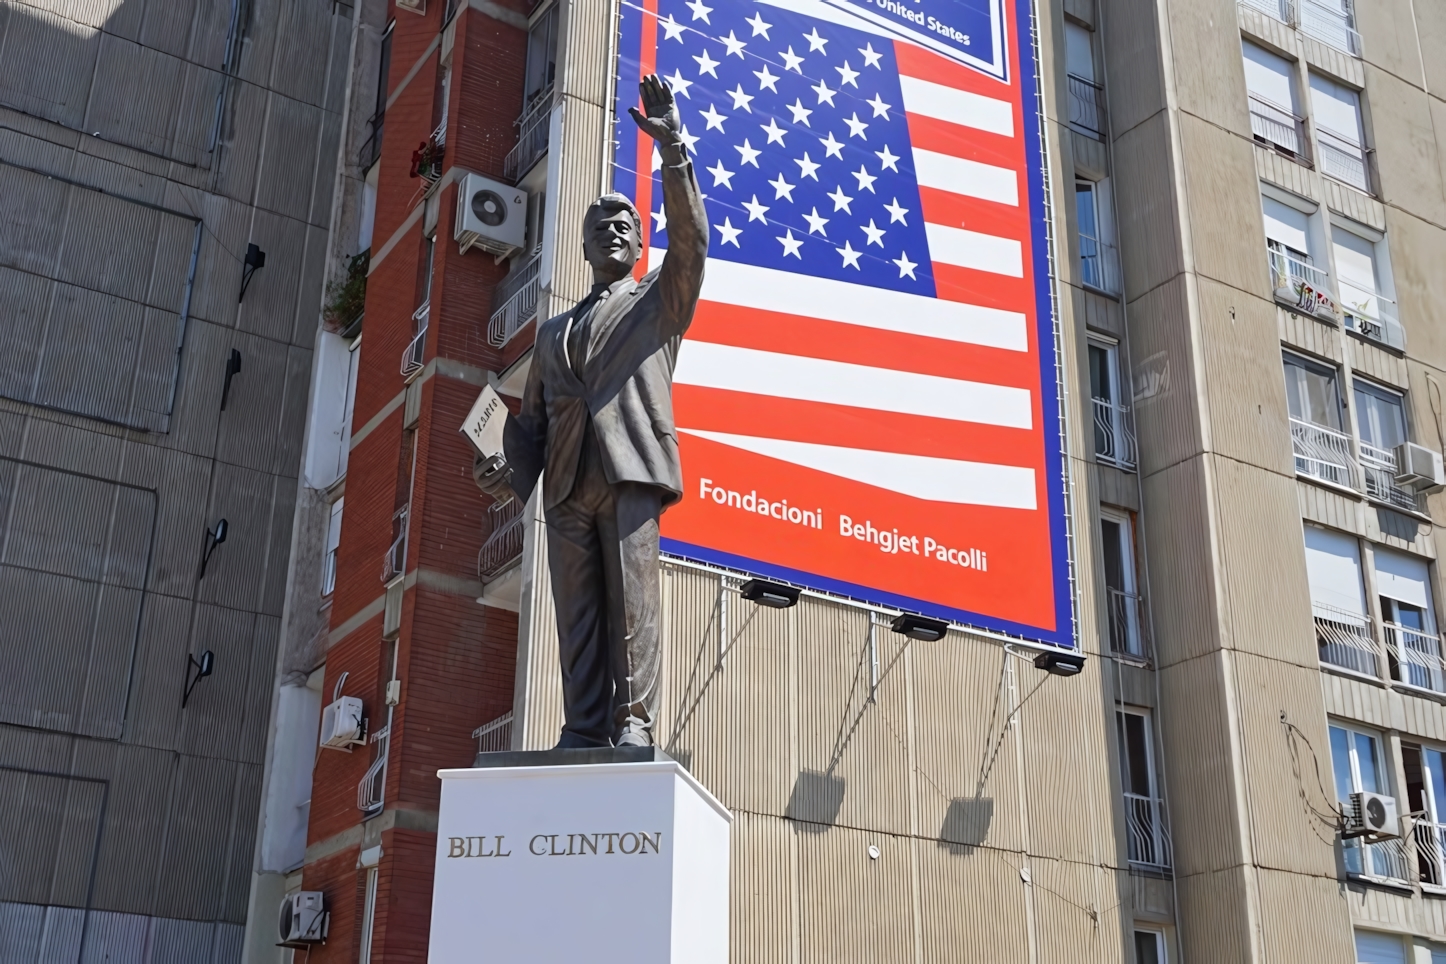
xmin=612 ymin=0 xmax=1079 ymax=651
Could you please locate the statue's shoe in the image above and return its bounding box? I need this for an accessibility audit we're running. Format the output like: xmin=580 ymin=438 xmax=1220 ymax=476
xmin=614 ymin=729 xmax=652 ymax=748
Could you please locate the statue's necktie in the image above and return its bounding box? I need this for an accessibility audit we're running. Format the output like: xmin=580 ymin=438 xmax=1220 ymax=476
xmin=569 ymin=282 xmax=611 ymax=379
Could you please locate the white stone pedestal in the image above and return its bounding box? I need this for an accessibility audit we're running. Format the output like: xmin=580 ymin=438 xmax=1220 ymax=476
xmin=428 ymin=753 xmax=730 ymax=963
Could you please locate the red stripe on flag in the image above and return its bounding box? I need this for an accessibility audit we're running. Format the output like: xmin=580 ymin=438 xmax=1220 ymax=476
xmin=917 ymin=185 xmax=1030 ymax=242
xmin=688 ymin=301 xmax=1040 ymax=386
xmin=906 ymin=113 xmax=1020 ymax=171
xmin=931 ymin=263 xmax=1035 ymax=318
xmin=895 ymin=41 xmax=1016 ymax=99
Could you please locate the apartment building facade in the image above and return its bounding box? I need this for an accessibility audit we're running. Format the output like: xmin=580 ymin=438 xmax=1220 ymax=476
xmin=265 ymin=0 xmax=1446 ymax=962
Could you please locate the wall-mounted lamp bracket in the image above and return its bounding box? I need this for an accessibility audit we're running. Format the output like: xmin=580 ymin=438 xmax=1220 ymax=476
xmin=220 ymin=349 xmax=242 ymax=410
xmin=182 ymin=650 xmax=215 ymax=708
xmin=198 ymin=518 xmax=229 ymax=579
xmin=239 ymin=243 xmax=266 ymax=302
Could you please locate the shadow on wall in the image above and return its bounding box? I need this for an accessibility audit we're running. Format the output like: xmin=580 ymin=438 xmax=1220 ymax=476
xmin=785 ymin=769 xmax=847 ymax=832
xmin=937 ymin=796 xmax=994 ymax=856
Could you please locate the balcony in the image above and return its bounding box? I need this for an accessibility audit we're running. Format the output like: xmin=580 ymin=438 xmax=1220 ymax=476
xmin=1268 ymin=246 xmax=1337 ymax=320
xmin=1416 ymin=819 xmax=1446 ymax=889
xmin=382 ymin=506 xmax=408 ymax=584
xmin=478 ymin=498 xmax=525 ymax=581
xmin=473 ymin=711 xmax=514 ymax=754
xmin=1290 ymin=417 xmax=1359 ymax=489
xmin=358 ymin=111 xmax=384 ymax=173
xmin=1124 ymin=792 xmax=1172 ymax=870
xmin=1338 ymin=279 xmax=1402 ymax=350
xmin=504 ymin=86 xmax=554 ymax=182
xmin=1249 ymin=94 xmax=1312 ymax=167
xmin=1067 ymin=74 xmax=1106 ymax=140
xmin=1300 ymin=0 xmax=1361 ymax=56
xmin=1093 ymin=397 xmax=1138 ymax=470
xmin=1317 ymin=126 xmax=1371 ymax=193
xmin=1346 ymin=834 xmax=1411 ymax=883
xmin=401 ymin=302 xmax=428 ymax=380
xmin=1106 ymin=587 xmax=1150 ymax=660
xmin=1360 ymin=443 xmax=1426 ymax=513
xmin=1385 ymin=621 xmax=1446 ymax=695
xmin=1238 ymin=0 xmax=1297 ymax=24
xmin=357 ymin=728 xmax=388 ymax=815
xmin=488 ymin=249 xmax=543 ymax=348
xmin=1079 ymin=231 xmax=1121 ymax=296
xmin=1314 ymin=602 xmax=1380 ymax=676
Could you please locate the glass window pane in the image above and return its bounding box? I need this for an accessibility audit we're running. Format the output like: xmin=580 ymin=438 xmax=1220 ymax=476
xmin=1076 ymin=183 xmax=1099 ymax=240
xmin=1355 ymin=732 xmax=1381 ymax=793
xmin=1355 ymin=930 xmax=1406 ymax=964
xmin=1101 ymin=519 xmax=1125 ymax=593
xmin=1282 ymin=355 xmax=1341 ymax=429
xmin=1065 ymin=22 xmax=1094 ymax=81
xmin=1330 ymin=725 xmax=1354 ymax=801
xmin=1354 ymin=384 xmax=1406 ymax=450
xmin=1428 ymin=750 xmax=1446 ymax=822
xmin=1134 ymin=930 xmax=1162 ymax=964
xmin=1118 ymin=712 xmax=1153 ymax=796
xmin=1089 ymin=344 xmax=1111 ymax=402
xmin=1309 ymin=73 xmax=1363 ymax=144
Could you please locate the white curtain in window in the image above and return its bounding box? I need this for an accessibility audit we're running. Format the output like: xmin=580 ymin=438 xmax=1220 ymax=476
xmin=1242 ymin=42 xmax=1297 ymax=110
xmin=1065 ymin=22 xmax=1094 ymax=81
xmin=1355 ymin=930 xmax=1406 ymax=964
xmin=1262 ymin=197 xmax=1311 ymax=253
xmin=1304 ymin=526 xmax=1366 ymax=615
xmin=1310 ymin=73 xmax=1363 ymax=143
xmin=1333 ymin=229 xmax=1377 ymax=297
xmin=1375 ymin=547 xmax=1432 ymax=610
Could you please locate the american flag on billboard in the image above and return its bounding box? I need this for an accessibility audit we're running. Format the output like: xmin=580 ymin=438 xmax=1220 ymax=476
xmin=613 ymin=0 xmax=1074 ymax=647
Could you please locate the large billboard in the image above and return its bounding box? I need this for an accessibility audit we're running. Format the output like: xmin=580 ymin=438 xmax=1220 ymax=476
xmin=611 ymin=0 xmax=1074 ymax=647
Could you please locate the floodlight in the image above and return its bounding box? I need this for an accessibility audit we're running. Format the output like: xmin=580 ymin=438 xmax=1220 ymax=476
xmin=889 ymin=613 xmax=948 ymax=641
xmin=1033 ymin=651 xmax=1085 ymax=677
xmin=739 ymin=579 xmax=800 ymax=609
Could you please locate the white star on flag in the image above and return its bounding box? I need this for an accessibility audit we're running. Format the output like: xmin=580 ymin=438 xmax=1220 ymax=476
xmin=720 ymin=30 xmax=747 ymax=57
xmin=786 ymin=99 xmax=813 ymax=126
xmin=819 ymin=131 xmax=844 ymax=159
xmin=843 ymin=112 xmax=868 ymax=139
xmin=753 ymin=64 xmax=779 ymax=92
xmin=685 ymin=0 xmax=711 ymax=21
xmin=735 ymin=139 xmax=762 ymax=166
xmin=715 ymin=217 xmax=742 ymax=246
xmin=742 ymin=194 xmax=770 ymax=222
xmin=861 ymin=219 xmax=886 ymax=246
xmin=866 ymin=93 xmax=891 ymax=118
xmin=652 ymin=206 xmax=667 ymax=231
xmin=768 ymin=172 xmax=796 ymax=201
xmin=778 ymin=46 xmax=804 ymax=72
xmin=760 ymin=117 xmax=787 ymax=144
xmin=802 ymin=207 xmax=829 ymax=235
xmin=892 ymin=251 xmax=917 ymax=279
xmin=858 ymin=43 xmax=882 ymax=68
xmin=726 ymin=84 xmax=753 ymax=111
xmin=651 ymin=145 xmax=662 ymax=172
xmin=874 ymin=144 xmax=900 ymax=172
xmin=776 ymin=229 xmax=803 ymax=258
xmin=693 ymin=49 xmax=720 ymax=77
xmin=745 ymin=11 xmax=771 ymax=37
xmin=660 ymin=14 xmax=685 ymax=41
xmin=794 ymin=152 xmax=820 ymax=180
xmin=803 ymin=27 xmax=828 ymax=52
xmin=699 ymin=103 xmax=726 ymax=131
xmin=835 ymin=61 xmax=859 ymax=87
xmin=706 ymin=159 xmax=735 ymax=188
xmin=837 ymin=240 xmax=861 ymax=268
xmin=852 ymin=165 xmax=877 ymax=192
xmin=883 ymin=198 xmax=909 ymax=224
xmin=678 ymin=124 xmax=700 ymax=152
xmin=664 ymin=69 xmax=693 ymax=98
xmin=811 ymin=79 xmax=837 ymax=107
xmin=826 ymin=185 xmax=853 ymax=213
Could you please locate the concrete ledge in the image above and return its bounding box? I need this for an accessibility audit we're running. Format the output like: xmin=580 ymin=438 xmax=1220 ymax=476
xmin=473 ymin=747 xmax=674 ymax=768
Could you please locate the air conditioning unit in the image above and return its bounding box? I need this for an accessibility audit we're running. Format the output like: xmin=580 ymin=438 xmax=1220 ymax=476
xmin=1394 ymin=442 xmax=1446 ymax=492
xmin=1345 ymin=790 xmax=1399 ymax=840
xmin=455 ymin=173 xmax=528 ymax=258
xmin=319 ymin=695 xmax=364 ymax=750
xmin=278 ymin=891 xmax=328 ymax=946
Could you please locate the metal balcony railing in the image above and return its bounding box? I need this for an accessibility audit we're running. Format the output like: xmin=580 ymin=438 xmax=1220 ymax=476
xmin=1300 ymin=0 xmax=1362 ymax=56
xmin=1317 ymin=126 xmax=1370 ymax=193
xmin=402 ymin=302 xmax=428 ymax=380
xmin=1360 ymin=443 xmax=1425 ymax=513
xmin=1338 ymin=279 xmax=1402 ymax=349
xmin=504 ymin=86 xmax=554 ymax=182
xmin=1106 ymin=587 xmax=1150 ymax=660
xmin=432 ymin=117 xmax=447 ymax=150
xmin=1067 ymin=74 xmax=1106 ymax=139
xmin=357 ymin=729 xmax=388 ymax=814
xmin=488 ymin=250 xmax=544 ymax=347
xmin=1416 ymin=819 xmax=1446 ymax=889
xmin=1345 ymin=834 xmax=1411 ymax=882
xmin=382 ymin=505 xmax=408 ymax=584
xmin=478 ymin=498 xmax=525 ymax=581
xmin=1093 ymin=397 xmax=1138 ymax=470
xmin=1385 ymin=621 xmax=1446 ymax=694
xmin=1079 ymin=231 xmax=1121 ymax=296
xmin=1249 ymin=94 xmax=1312 ymax=166
xmin=1313 ymin=602 xmax=1379 ymax=676
xmin=1238 ymin=0 xmax=1298 ymax=24
xmin=1268 ymin=246 xmax=1337 ymax=319
xmin=1290 ymin=417 xmax=1359 ymax=489
xmin=1124 ymin=792 xmax=1172 ymax=870
xmin=358 ymin=111 xmax=384 ymax=172
xmin=473 ymin=711 xmax=514 ymax=754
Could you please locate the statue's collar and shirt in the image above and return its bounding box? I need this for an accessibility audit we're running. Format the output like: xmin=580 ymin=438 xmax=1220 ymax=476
xmin=564 ymin=277 xmax=635 ymax=379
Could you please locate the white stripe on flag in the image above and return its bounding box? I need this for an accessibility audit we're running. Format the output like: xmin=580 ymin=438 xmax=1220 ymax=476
xmin=898 ymin=75 xmax=1014 ymax=137
xmin=924 ymin=223 xmax=1024 ymax=277
xmin=674 ymin=342 xmax=1033 ymax=429
xmin=913 ymin=148 xmax=1018 ymax=207
xmin=649 ymin=249 xmax=1029 ymax=352
xmin=679 ymin=429 xmax=1038 ymax=509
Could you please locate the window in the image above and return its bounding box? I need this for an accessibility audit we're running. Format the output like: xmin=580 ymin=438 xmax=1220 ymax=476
xmin=1283 ymin=353 xmax=1354 ymax=488
xmin=1116 ymin=709 xmax=1170 ymax=867
xmin=1243 ymin=43 xmax=1307 ymax=162
xmin=358 ymin=866 xmax=380 ymax=962
xmin=1064 ymin=22 xmax=1105 ymax=138
xmin=1304 ymin=526 xmax=1374 ymax=675
xmin=523 ymin=2 xmax=560 ymax=108
xmin=302 ymin=333 xmax=361 ymax=490
xmin=1333 ymin=226 xmax=1401 ymax=348
xmin=1089 ymin=342 xmax=1134 ymax=469
xmin=322 ymin=498 xmax=344 ymax=597
xmin=1375 ymin=547 xmax=1442 ymax=693
xmin=1354 ymin=930 xmax=1406 ymax=964
xmin=1301 ymin=0 xmax=1361 ymax=58
xmin=358 ymin=163 xmax=379 ymax=253
xmin=1354 ymin=381 xmax=1417 ymax=510
xmin=1263 ymin=195 xmax=1334 ymax=317
xmin=1076 ymin=181 xmax=1118 ymax=294
xmin=1134 ymin=929 xmax=1166 ymax=964
xmin=1311 ymin=74 xmax=1368 ymax=191
xmin=1402 ymin=742 xmax=1446 ymax=888
xmin=360 ymin=22 xmax=393 ymax=171
xmin=1330 ymin=723 xmax=1407 ymax=879
xmin=1101 ymin=511 xmax=1144 ymax=657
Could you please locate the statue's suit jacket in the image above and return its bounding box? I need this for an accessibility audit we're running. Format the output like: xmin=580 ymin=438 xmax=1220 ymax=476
xmin=503 ymin=156 xmax=708 ymax=511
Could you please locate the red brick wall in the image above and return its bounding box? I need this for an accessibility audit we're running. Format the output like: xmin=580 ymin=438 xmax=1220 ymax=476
xmin=301 ymin=0 xmax=530 ymax=958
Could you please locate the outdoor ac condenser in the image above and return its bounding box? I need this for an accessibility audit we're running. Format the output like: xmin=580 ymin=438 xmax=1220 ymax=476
xmin=455 ymin=173 xmax=528 ymax=258
xmin=1345 ymin=790 xmax=1400 ymax=839
xmin=279 ymin=891 xmax=329 ymax=945
xmin=319 ymin=695 xmax=364 ymax=750
xmin=1394 ymin=442 xmax=1446 ymax=492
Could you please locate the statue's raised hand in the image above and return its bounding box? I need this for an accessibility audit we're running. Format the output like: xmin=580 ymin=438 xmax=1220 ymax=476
xmin=628 ymin=74 xmax=684 ymax=157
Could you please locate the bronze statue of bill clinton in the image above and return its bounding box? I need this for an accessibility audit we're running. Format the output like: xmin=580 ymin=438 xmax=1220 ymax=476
xmin=475 ymin=76 xmax=707 ymax=748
